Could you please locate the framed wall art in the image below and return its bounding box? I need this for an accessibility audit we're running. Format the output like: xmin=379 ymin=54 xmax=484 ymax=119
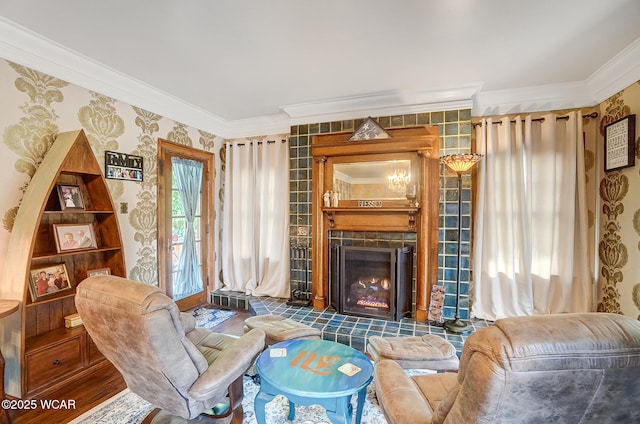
xmin=105 ymin=150 xmax=144 ymax=181
xmin=87 ymin=267 xmax=111 ymax=277
xmin=28 ymin=263 xmax=73 ymax=301
xmin=53 ymin=223 xmax=97 ymax=253
xmin=56 ymin=184 xmax=85 ymax=210
xmin=604 ymin=114 xmax=636 ymax=172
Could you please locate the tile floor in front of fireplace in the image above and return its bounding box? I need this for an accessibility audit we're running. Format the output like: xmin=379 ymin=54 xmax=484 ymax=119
xmin=235 ymin=294 xmax=492 ymax=355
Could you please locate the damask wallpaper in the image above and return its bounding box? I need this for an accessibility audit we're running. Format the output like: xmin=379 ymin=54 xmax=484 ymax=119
xmin=0 ymin=58 xmax=230 ymax=290
xmin=596 ymin=82 xmax=640 ymax=319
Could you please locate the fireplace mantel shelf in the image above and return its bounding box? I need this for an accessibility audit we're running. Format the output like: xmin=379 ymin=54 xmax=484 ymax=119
xmin=323 ymin=207 xmax=419 ymax=231
xmin=311 ymin=125 xmax=440 ymax=322
xmin=322 ymin=207 xmax=419 ymax=212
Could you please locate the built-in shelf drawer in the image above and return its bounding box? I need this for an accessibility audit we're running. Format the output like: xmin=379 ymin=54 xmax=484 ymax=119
xmin=25 ymin=335 xmax=83 ymax=394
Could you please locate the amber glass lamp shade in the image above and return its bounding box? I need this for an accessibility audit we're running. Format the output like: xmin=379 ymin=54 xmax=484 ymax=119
xmin=440 ymin=153 xmax=483 ymax=173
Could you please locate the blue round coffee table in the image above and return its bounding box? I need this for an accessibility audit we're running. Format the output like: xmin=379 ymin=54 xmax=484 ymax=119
xmin=254 ymin=339 xmax=374 ymax=424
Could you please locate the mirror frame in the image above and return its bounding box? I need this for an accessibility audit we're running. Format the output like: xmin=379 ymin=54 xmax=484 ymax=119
xmin=326 ymin=152 xmax=419 ymax=207
xmin=333 ymin=158 xmax=413 ymax=201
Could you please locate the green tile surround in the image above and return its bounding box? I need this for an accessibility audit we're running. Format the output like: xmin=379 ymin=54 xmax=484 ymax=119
xmin=289 ymin=111 xmax=473 ymax=322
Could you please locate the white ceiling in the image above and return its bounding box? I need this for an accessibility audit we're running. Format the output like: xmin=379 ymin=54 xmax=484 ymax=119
xmin=1 ymin=0 xmax=640 ymax=138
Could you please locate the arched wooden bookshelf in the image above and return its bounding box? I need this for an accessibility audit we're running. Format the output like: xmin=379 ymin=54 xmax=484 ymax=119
xmin=0 ymin=129 xmax=125 ymax=398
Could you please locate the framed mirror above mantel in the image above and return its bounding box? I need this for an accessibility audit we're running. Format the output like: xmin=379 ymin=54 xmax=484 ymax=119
xmin=311 ymin=125 xmax=440 ymax=322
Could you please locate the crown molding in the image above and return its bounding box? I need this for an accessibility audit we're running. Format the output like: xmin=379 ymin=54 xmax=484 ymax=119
xmin=587 ymin=36 xmax=640 ymax=103
xmin=282 ymin=85 xmax=480 ymax=125
xmin=0 ymin=17 xmax=236 ymax=137
xmin=1 ymin=17 xmax=639 ymax=138
xmin=287 ymin=99 xmax=475 ymax=126
xmin=224 ymin=114 xmax=291 ymax=138
xmin=473 ymin=36 xmax=640 ymax=116
xmin=472 ymin=81 xmax=595 ymax=116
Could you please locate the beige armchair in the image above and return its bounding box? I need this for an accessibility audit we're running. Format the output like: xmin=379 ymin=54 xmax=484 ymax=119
xmin=75 ymin=275 xmax=265 ymax=423
xmin=374 ymin=313 xmax=640 ymax=424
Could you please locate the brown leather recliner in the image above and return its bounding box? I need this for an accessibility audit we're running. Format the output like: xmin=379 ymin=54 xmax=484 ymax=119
xmin=374 ymin=313 xmax=640 ymax=424
xmin=75 ymin=275 xmax=265 ymax=423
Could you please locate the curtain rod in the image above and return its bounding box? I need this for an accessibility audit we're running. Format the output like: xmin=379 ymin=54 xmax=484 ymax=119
xmin=472 ymin=111 xmax=598 ymax=128
xmin=229 ymin=139 xmax=287 ymax=146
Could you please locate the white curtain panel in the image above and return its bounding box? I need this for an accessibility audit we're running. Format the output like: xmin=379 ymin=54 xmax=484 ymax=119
xmin=221 ymin=139 xmax=290 ymax=298
xmin=473 ymin=112 xmax=592 ymax=320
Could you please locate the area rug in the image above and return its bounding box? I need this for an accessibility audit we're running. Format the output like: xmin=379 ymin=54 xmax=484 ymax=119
xmin=69 ymin=374 xmax=389 ymax=423
xmin=69 ymin=388 xmax=155 ymax=423
xmin=192 ymin=307 xmax=236 ymax=329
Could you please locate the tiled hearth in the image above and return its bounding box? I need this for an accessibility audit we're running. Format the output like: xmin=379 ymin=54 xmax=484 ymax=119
xmin=212 ymin=290 xmax=491 ymax=355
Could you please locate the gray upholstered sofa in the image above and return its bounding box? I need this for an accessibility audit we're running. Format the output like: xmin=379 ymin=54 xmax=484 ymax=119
xmin=374 ymin=313 xmax=640 ymax=424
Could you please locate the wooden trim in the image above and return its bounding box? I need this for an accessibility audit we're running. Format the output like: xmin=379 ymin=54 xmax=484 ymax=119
xmin=157 ymin=139 xmax=215 ymax=311
xmin=312 ymin=156 xmax=327 ymax=310
xmin=310 ymin=126 xmax=440 ymax=321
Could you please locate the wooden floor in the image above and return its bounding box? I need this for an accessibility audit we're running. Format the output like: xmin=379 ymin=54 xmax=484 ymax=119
xmin=9 ymin=307 xmax=250 ymax=424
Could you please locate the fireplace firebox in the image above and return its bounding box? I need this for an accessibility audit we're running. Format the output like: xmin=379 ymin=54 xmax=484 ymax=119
xmin=330 ymin=245 xmax=413 ymax=321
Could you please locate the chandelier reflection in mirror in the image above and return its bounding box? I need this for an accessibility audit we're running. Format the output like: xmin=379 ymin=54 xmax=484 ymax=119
xmin=388 ymin=169 xmax=410 ymax=193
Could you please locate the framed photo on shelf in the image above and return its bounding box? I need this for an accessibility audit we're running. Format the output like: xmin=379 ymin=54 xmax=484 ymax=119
xmin=28 ymin=263 xmax=73 ymax=301
xmin=56 ymin=184 xmax=85 ymax=210
xmin=53 ymin=223 xmax=97 ymax=253
xmin=604 ymin=114 xmax=636 ymax=172
xmin=87 ymin=267 xmax=111 ymax=277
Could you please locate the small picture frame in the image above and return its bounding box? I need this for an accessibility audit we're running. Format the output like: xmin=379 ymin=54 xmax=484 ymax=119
xmin=56 ymin=184 xmax=85 ymax=210
xmin=604 ymin=114 xmax=636 ymax=172
xmin=53 ymin=223 xmax=97 ymax=253
xmin=87 ymin=267 xmax=111 ymax=277
xmin=105 ymin=151 xmax=144 ymax=182
xmin=28 ymin=263 xmax=73 ymax=301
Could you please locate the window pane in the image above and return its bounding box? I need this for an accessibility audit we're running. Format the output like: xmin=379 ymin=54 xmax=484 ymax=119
xmin=195 ymin=241 xmax=202 ymax=261
xmin=172 ymin=189 xmax=185 ymax=216
xmin=193 ymin=217 xmax=201 ymax=242
xmin=172 ymin=218 xmax=186 ymax=243
xmin=171 ymin=243 xmax=183 ymax=272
